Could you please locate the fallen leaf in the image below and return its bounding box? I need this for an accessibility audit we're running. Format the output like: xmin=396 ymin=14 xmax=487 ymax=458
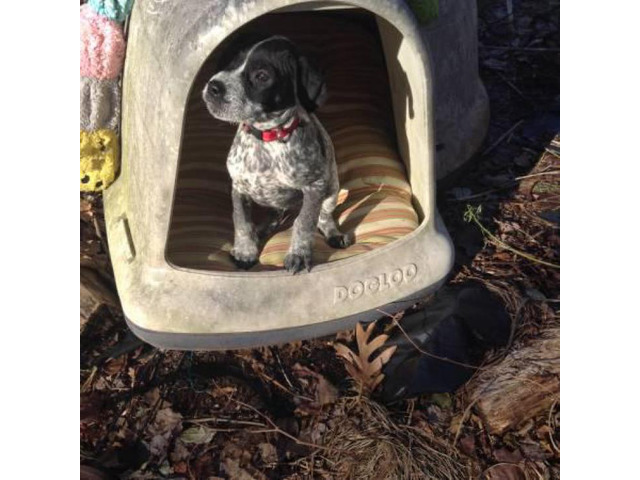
xmin=170 ymin=439 xmax=191 ymax=463
xmin=493 ymin=447 xmax=524 ymax=463
xmin=459 ymin=435 xmax=476 ymax=456
xmin=519 ymin=440 xmax=553 ymax=460
xmin=104 ymin=356 xmax=126 ymax=375
xmin=158 ymin=461 xmax=171 ymax=476
xmin=292 ymin=364 xmax=339 ymax=411
xmin=335 ymin=329 xmax=355 ymax=342
xmin=180 ymin=425 xmax=215 ymax=445
xmin=334 ymin=321 xmax=397 ymax=395
xmin=80 ymin=198 xmax=94 ymax=223
xmin=147 ymin=407 xmax=183 ymax=457
xmin=485 ymin=464 xmax=526 ymax=480
xmin=258 ymin=442 xmax=278 ymax=464
xmin=316 ymin=376 xmax=338 ymax=405
xmin=536 ymin=425 xmax=552 ymax=437
xmin=173 ymin=461 xmax=188 ymax=474
xmin=449 ymin=414 xmax=463 ymax=435
xmin=430 ymin=393 xmax=453 ymax=410
xmin=310 ymin=421 xmax=327 ymax=445
xmin=151 ymin=407 xmax=183 ymax=435
xmin=223 ymin=458 xmax=262 ymax=480
xmin=149 ymin=434 xmax=171 ymax=458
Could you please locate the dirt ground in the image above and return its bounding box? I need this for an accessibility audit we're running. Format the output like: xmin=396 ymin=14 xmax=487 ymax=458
xmin=81 ymin=1 xmax=560 ymax=478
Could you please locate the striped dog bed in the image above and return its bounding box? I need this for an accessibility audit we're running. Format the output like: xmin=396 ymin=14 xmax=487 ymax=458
xmin=166 ymin=13 xmax=420 ymax=272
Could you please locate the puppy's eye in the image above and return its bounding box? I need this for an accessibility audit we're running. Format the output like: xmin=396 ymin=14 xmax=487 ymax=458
xmin=252 ymin=69 xmax=271 ymax=84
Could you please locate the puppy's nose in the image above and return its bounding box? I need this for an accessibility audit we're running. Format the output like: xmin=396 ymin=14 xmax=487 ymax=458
xmin=206 ymin=79 xmax=225 ymax=98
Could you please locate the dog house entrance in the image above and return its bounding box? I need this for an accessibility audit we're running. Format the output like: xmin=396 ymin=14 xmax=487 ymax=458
xmin=166 ymin=8 xmax=423 ymax=273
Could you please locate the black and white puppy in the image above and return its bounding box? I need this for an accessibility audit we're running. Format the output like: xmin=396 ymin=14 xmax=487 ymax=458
xmin=202 ymin=36 xmax=351 ymax=273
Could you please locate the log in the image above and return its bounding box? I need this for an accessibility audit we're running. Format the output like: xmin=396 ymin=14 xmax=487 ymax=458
xmin=468 ymin=328 xmax=559 ymax=435
xmin=80 ymin=266 xmax=119 ymax=327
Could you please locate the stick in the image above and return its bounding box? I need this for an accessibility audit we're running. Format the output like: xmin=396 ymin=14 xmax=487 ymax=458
xmin=482 ymin=120 xmax=524 ymax=157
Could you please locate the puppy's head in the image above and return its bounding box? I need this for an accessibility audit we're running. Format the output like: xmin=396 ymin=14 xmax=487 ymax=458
xmin=202 ymin=36 xmax=326 ymax=124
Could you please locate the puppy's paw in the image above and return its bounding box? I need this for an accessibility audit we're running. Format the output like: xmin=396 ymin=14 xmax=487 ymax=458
xmin=230 ymin=247 xmax=258 ymax=270
xmin=284 ymin=251 xmax=312 ymax=274
xmin=326 ymin=232 xmax=353 ymax=249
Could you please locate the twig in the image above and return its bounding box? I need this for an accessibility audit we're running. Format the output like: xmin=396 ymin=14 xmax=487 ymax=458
xmin=81 ymin=366 xmax=98 ymax=393
xmin=376 ymin=308 xmax=490 ymax=371
xmin=515 ymin=170 xmax=560 ymax=181
xmin=548 ymin=398 xmax=560 ymax=454
xmin=273 ymin=347 xmax=296 ymax=391
xmin=482 ymin=120 xmax=524 ymax=157
xmin=232 ymin=398 xmax=330 ymax=451
xmin=406 ymin=399 xmax=415 ymax=426
xmin=496 ymin=71 xmax=532 ymax=103
xmin=185 ymin=417 xmax=267 ymax=428
xmin=256 ymin=370 xmax=314 ymax=402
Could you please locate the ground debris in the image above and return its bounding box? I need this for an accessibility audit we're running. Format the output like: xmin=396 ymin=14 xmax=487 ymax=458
xmin=81 ymin=0 xmax=559 ymax=477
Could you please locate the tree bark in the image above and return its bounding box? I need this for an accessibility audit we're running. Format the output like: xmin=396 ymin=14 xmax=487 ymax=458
xmin=468 ymin=328 xmax=559 ymax=435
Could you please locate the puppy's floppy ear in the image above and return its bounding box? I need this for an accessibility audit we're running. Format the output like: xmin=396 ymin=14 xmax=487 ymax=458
xmin=296 ymin=54 xmax=327 ymax=112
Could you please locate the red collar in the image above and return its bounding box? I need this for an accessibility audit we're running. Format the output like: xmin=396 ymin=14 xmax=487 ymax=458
xmin=242 ymin=116 xmax=301 ymax=142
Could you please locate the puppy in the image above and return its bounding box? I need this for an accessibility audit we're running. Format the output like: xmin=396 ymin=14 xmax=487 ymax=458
xmin=202 ymin=36 xmax=351 ymax=273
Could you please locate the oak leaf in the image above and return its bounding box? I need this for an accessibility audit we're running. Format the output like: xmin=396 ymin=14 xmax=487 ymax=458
xmin=334 ymin=322 xmax=397 ymax=395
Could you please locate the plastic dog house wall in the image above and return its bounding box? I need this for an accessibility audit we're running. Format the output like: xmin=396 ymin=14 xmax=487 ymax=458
xmin=104 ymin=0 xmax=485 ymax=349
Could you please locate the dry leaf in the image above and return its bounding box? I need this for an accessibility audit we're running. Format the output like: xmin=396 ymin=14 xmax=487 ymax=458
xmin=151 ymin=407 xmax=183 ymax=434
xmin=180 ymin=425 xmax=215 ymax=444
xmin=494 ymin=448 xmax=524 ymax=464
xmin=292 ymin=364 xmax=338 ymax=410
xmin=459 ymin=435 xmax=476 ymax=456
xmin=104 ymin=356 xmax=126 ymax=375
xmin=147 ymin=407 xmax=183 ymax=457
xmin=449 ymin=414 xmax=463 ymax=435
xmin=223 ymin=458 xmax=263 ymax=480
xmin=485 ymin=464 xmax=526 ymax=480
xmin=80 ymin=198 xmax=94 ymax=223
xmin=173 ymin=462 xmax=188 ymax=474
xmin=316 ymin=376 xmax=338 ymax=405
xmin=170 ymin=439 xmax=191 ymax=463
xmin=334 ymin=321 xmax=397 ymax=395
xmin=335 ymin=329 xmax=355 ymax=343
xmin=258 ymin=442 xmax=278 ymax=464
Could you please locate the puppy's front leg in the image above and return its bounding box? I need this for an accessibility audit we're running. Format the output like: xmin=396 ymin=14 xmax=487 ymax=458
xmin=230 ymin=187 xmax=259 ymax=270
xmin=284 ymin=183 xmax=324 ymax=274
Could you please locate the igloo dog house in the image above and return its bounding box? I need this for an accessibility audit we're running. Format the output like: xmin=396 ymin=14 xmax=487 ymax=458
xmin=104 ymin=0 xmax=487 ymax=349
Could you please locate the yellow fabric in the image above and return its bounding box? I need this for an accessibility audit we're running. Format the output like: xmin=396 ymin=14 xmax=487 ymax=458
xmin=80 ymin=129 xmax=119 ymax=192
